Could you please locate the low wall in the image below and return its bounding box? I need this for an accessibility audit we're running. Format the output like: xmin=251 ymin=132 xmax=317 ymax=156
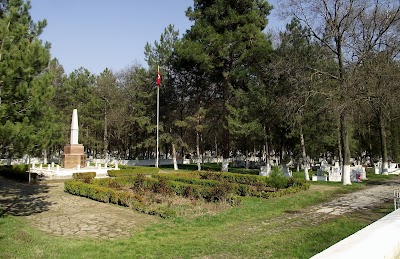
xmin=311 ymin=208 xmax=400 ymax=259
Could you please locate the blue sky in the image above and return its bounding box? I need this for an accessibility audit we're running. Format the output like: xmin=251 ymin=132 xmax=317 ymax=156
xmin=30 ymin=1 xmax=285 ymax=75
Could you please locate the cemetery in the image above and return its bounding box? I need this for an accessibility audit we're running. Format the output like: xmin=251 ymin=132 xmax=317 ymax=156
xmin=2 ymin=0 xmax=400 ymax=258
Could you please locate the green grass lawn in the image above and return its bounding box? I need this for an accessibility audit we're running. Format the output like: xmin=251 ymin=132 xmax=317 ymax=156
xmin=0 ymin=174 xmax=394 ymax=259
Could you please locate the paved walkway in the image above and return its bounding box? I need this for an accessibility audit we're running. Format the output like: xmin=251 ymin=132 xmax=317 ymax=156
xmin=1 ymin=176 xmax=399 ymax=239
xmin=0 ymin=178 xmax=158 ymax=239
xmin=314 ymin=179 xmax=400 ymax=215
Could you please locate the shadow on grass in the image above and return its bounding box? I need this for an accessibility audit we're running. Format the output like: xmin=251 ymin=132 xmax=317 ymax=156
xmin=364 ymin=174 xmax=400 ymax=186
xmin=0 ymin=176 xmax=53 ymax=217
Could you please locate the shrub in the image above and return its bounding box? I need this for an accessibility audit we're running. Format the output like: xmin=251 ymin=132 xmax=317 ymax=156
xmin=199 ymin=170 xmax=266 ymax=186
xmin=131 ymin=173 xmax=146 ymax=193
xmin=236 ymin=184 xmax=250 ymax=196
xmin=207 ymin=180 xmax=232 ymax=202
xmin=226 ymin=194 xmax=242 ymax=206
xmin=72 ymin=172 xmax=96 ymax=183
xmin=108 ymin=179 xmax=122 ymax=189
xmin=153 ymin=174 xmax=219 ymax=187
xmin=0 ymin=164 xmax=30 ymax=182
xmin=65 ymin=180 xmax=178 ymax=218
xmin=266 ymin=167 xmax=288 ymax=190
xmin=153 ymin=177 xmax=174 ymax=196
xmin=108 ymin=166 xmax=159 ymax=177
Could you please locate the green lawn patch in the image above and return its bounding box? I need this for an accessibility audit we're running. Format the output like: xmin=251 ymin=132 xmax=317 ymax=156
xmin=0 ymin=184 xmax=392 ymax=258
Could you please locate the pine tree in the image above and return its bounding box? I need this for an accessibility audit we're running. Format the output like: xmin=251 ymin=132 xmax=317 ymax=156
xmin=0 ymin=0 xmax=53 ymax=158
xmin=179 ymin=0 xmax=272 ymax=171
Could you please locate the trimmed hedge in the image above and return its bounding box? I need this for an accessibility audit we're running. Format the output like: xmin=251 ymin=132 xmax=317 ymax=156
xmin=64 ymin=180 xmax=175 ymax=218
xmin=154 ymin=174 xmax=220 ymax=187
xmin=0 ymin=164 xmax=29 ymax=182
xmin=199 ymin=171 xmax=267 ymax=186
xmin=168 ymin=180 xmax=242 ymax=205
xmin=108 ymin=166 xmax=159 ymax=177
xmin=72 ymin=172 xmax=96 ymax=180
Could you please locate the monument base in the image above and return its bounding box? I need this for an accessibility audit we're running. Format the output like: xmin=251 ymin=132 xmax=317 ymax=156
xmin=62 ymin=144 xmax=86 ymax=168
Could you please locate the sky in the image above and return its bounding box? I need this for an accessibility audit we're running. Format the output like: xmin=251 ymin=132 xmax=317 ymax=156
xmin=30 ymin=1 xmax=286 ymax=75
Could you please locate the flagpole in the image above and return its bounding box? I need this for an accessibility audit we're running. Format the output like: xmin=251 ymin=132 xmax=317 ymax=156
xmin=156 ymin=67 xmax=160 ymax=168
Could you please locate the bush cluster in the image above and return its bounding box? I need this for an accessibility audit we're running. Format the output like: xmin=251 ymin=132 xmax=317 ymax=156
xmin=0 ymin=164 xmax=29 ymax=181
xmin=108 ymin=166 xmax=159 ymax=177
xmin=64 ymin=180 xmax=175 ymax=218
xmin=72 ymin=172 xmax=96 ymax=183
xmin=199 ymin=171 xmax=267 ymax=187
xmin=155 ymin=171 xmax=309 ymax=198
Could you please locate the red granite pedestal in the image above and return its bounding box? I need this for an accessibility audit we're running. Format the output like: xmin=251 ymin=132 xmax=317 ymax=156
xmin=62 ymin=144 xmax=86 ymax=168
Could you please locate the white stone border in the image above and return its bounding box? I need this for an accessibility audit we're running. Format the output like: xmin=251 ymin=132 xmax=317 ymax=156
xmin=311 ymin=208 xmax=400 ymax=259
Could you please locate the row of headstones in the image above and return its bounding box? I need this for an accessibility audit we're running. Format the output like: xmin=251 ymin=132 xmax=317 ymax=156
xmin=259 ymin=162 xmax=366 ymax=182
xmin=259 ymin=164 xmax=292 ymax=178
xmin=31 ymin=161 xmax=119 ymax=171
xmin=315 ymin=162 xmax=367 ymax=182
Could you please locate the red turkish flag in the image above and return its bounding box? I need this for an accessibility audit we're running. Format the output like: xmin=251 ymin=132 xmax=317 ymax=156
xmin=156 ymin=68 xmax=161 ymax=87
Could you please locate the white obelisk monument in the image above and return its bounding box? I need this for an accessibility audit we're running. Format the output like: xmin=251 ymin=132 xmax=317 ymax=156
xmin=62 ymin=109 xmax=86 ymax=168
xmin=70 ymin=109 xmax=79 ymax=144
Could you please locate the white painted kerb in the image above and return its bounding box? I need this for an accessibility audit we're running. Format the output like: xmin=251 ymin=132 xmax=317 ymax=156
xmin=311 ymin=208 xmax=400 ymax=259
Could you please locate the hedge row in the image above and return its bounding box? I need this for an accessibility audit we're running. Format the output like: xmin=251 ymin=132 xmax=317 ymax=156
xmin=198 ymin=171 xmax=267 ymax=186
xmin=92 ymin=175 xmax=242 ymax=205
xmin=108 ymin=166 xmax=159 ymax=177
xmin=97 ymin=173 xmax=309 ymax=200
xmin=64 ymin=180 xmax=175 ymax=218
xmin=168 ymin=180 xmax=242 ymax=205
xmin=153 ymin=174 xmax=220 ymax=187
xmin=267 ymin=183 xmax=311 ymax=198
xmin=0 ymin=165 xmax=29 ymax=182
xmin=72 ymin=172 xmax=96 ymax=180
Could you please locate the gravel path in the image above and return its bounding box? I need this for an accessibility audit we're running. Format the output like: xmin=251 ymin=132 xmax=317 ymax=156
xmin=1 ymin=176 xmax=399 ymax=239
xmin=314 ymin=179 xmax=400 ymax=216
xmin=0 ymin=177 xmax=158 ymax=239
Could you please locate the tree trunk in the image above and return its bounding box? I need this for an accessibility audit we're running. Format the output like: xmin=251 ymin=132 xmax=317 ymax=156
xmin=245 ymin=148 xmax=249 ymax=169
xmin=265 ymin=127 xmax=270 ymax=165
xmin=221 ymin=74 xmax=229 ymax=172
xmin=43 ymin=149 xmax=48 ymax=165
xmin=103 ymin=111 xmax=108 ymax=161
xmin=340 ymin=112 xmax=351 ymax=185
xmin=215 ymin=135 xmax=218 ymax=162
xmin=201 ymin=134 xmax=205 ymax=167
xmin=196 ymin=131 xmax=201 ymax=171
xmin=379 ymin=110 xmax=388 ymax=175
xmin=172 ymin=142 xmax=178 ymax=171
xmin=300 ymin=125 xmax=309 ymax=181
xmin=338 ymin=123 xmax=342 ymax=169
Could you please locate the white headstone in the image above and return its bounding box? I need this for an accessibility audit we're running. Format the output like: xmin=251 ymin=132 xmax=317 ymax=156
xmin=115 ymin=161 xmax=119 ymax=170
xmin=77 ymin=164 xmax=80 ymax=171
xmin=39 ymin=163 xmax=42 ymax=169
xmin=260 ymin=164 xmax=271 ymax=176
xmin=51 ymin=162 xmax=55 ymax=168
xmin=360 ymin=166 xmax=367 ymax=180
xmin=31 ymin=162 xmax=35 ymax=169
xmin=70 ymin=109 xmax=79 ymax=145
xmin=283 ymin=167 xmax=292 ymax=178
xmin=320 ymin=160 xmax=331 ymax=174
xmin=56 ymin=165 xmax=60 ymax=172
xmin=222 ymin=160 xmax=229 ymax=172
xmin=104 ymin=163 xmax=108 ymax=168
xmin=329 ymin=164 xmax=342 ymax=182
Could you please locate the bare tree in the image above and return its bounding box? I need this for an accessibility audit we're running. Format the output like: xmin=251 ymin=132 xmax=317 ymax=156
xmin=280 ymin=0 xmax=400 ymax=183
